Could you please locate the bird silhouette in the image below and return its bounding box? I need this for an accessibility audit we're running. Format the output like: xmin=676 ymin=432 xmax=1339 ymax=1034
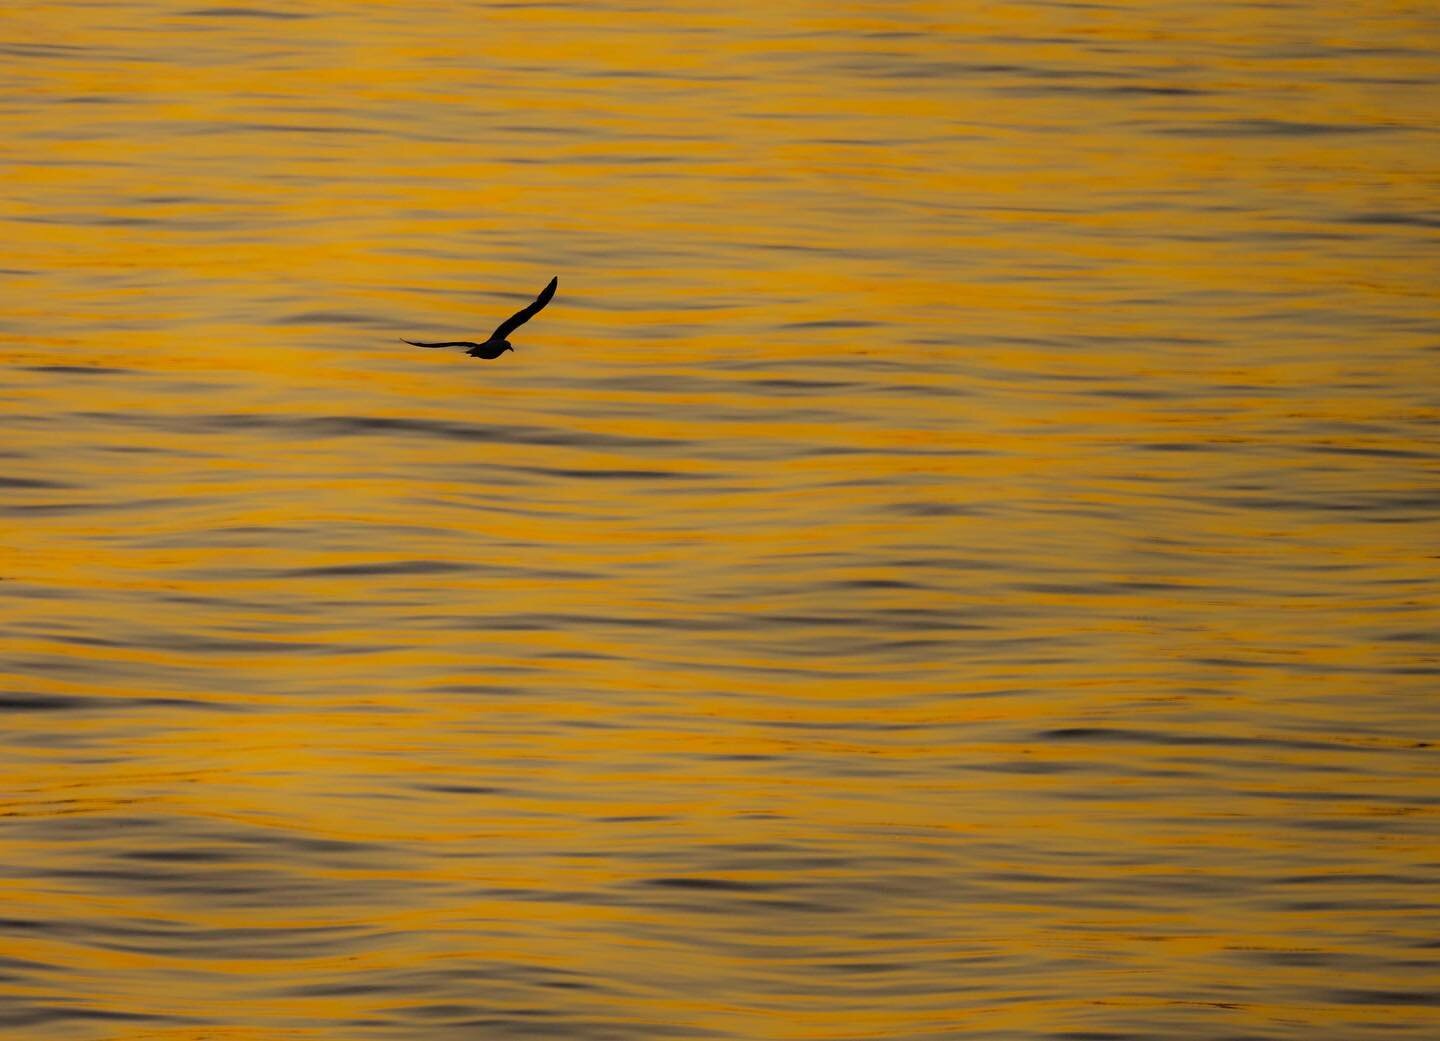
xmin=403 ymin=276 xmax=557 ymax=359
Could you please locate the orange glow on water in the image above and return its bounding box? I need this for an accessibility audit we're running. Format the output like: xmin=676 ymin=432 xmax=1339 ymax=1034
xmin=2 ymin=1 xmax=1438 ymax=1038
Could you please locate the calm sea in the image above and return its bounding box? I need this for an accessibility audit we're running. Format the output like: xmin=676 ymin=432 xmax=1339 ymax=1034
xmin=2 ymin=2 xmax=1437 ymax=1038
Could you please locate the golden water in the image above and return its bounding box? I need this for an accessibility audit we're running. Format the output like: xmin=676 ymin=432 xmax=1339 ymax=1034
xmin=2 ymin=2 xmax=1437 ymax=1038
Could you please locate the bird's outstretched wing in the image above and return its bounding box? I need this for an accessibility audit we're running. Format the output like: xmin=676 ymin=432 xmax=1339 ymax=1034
xmin=402 ymin=339 xmax=479 ymax=349
xmin=490 ymin=276 xmax=558 ymax=341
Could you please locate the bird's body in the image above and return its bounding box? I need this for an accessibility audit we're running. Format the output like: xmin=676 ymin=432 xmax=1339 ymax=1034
xmin=403 ymin=276 xmax=557 ymax=360
xmin=402 ymin=339 xmax=515 ymax=359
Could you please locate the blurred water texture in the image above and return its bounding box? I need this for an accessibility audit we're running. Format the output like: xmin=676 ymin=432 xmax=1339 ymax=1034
xmin=1 ymin=1 xmax=1438 ymax=1038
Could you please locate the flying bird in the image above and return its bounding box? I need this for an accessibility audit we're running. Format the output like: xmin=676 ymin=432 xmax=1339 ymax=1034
xmin=403 ymin=276 xmax=558 ymax=359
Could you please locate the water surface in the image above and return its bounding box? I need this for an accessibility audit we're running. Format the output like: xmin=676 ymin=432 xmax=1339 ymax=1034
xmin=2 ymin=2 xmax=1438 ymax=1038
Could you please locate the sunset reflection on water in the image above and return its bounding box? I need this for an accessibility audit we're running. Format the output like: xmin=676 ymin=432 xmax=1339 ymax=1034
xmin=2 ymin=1 xmax=1437 ymax=1038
